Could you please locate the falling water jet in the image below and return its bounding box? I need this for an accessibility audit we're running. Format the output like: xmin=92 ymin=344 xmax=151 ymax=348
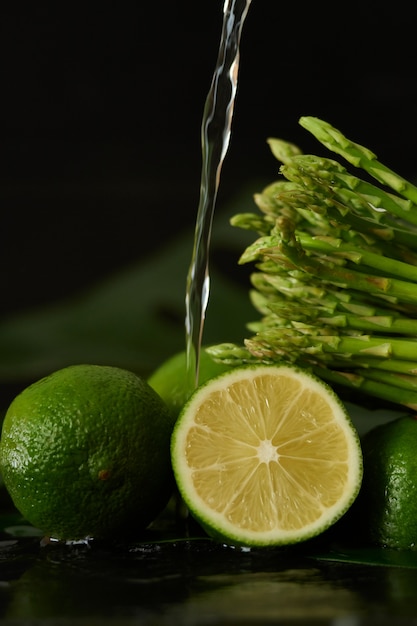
xmin=185 ymin=0 xmax=253 ymax=395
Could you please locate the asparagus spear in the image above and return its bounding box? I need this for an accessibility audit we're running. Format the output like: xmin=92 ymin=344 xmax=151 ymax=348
xmin=299 ymin=116 xmax=417 ymax=205
xmin=209 ymin=118 xmax=417 ymax=410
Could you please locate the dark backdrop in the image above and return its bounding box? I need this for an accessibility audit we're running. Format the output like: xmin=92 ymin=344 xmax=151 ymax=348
xmin=1 ymin=2 xmax=415 ymax=316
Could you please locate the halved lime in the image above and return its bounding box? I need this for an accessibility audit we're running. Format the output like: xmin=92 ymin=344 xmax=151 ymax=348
xmin=171 ymin=364 xmax=363 ymax=547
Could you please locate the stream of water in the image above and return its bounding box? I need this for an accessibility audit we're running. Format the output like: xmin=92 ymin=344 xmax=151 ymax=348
xmin=184 ymin=0 xmax=253 ymax=393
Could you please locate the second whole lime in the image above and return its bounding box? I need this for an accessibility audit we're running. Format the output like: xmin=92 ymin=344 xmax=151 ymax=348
xmin=359 ymin=414 xmax=417 ymax=550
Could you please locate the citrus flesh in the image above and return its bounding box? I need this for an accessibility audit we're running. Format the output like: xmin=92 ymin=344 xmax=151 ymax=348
xmin=0 ymin=364 xmax=176 ymax=542
xmin=171 ymin=364 xmax=363 ymax=547
xmin=359 ymin=415 xmax=417 ymax=550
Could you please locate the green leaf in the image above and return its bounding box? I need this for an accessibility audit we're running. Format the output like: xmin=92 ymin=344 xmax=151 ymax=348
xmin=310 ymin=547 xmax=417 ymax=569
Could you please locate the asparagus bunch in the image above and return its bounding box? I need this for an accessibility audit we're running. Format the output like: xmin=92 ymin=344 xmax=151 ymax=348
xmin=209 ymin=117 xmax=417 ymax=410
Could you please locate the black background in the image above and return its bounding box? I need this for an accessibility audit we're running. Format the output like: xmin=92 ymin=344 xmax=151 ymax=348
xmin=1 ymin=2 xmax=416 ymax=317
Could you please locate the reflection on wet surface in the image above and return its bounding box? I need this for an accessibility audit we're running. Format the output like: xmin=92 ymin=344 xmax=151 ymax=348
xmin=1 ymin=536 xmax=417 ymax=624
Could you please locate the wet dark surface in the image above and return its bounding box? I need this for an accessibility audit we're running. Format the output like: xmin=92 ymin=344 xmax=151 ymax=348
xmin=1 ymin=521 xmax=417 ymax=625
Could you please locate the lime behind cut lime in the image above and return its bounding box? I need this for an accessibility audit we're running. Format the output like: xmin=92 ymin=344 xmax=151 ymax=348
xmin=148 ymin=346 xmax=233 ymax=418
xmin=0 ymin=364 xmax=176 ymax=542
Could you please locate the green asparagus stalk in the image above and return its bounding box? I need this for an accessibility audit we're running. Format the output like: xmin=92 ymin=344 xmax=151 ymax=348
xmin=294 ymin=231 xmax=417 ymax=282
xmin=281 ymin=153 xmax=417 ymax=226
xmin=265 ymin=221 xmax=417 ymax=305
xmin=311 ymin=366 xmax=417 ymax=412
xmin=209 ymin=117 xmax=417 ymax=410
xmin=299 ymin=116 xmax=417 ymax=205
xmin=250 ymin=179 xmax=417 ymax=263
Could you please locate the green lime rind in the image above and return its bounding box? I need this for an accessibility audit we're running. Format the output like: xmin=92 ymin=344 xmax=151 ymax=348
xmin=0 ymin=364 xmax=176 ymax=542
xmin=171 ymin=363 xmax=363 ymax=548
xmin=357 ymin=415 xmax=417 ymax=551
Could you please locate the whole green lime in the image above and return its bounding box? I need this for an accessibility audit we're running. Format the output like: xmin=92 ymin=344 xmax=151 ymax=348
xmin=148 ymin=346 xmax=233 ymax=418
xmin=0 ymin=364 xmax=175 ymax=542
xmin=360 ymin=415 xmax=417 ymax=550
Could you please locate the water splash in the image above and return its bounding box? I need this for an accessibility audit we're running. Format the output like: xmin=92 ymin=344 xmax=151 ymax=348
xmin=185 ymin=0 xmax=253 ymax=394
